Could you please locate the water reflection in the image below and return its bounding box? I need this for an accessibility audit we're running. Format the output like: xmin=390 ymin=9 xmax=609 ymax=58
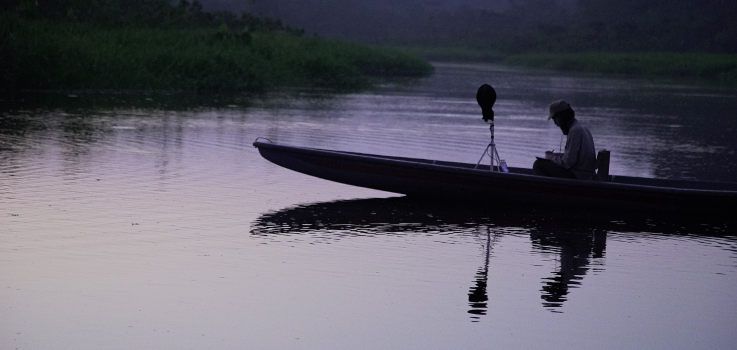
xmin=251 ymin=197 xmax=735 ymax=319
xmin=466 ymin=218 xmax=607 ymax=318
xmin=467 ymin=226 xmax=494 ymax=320
xmin=531 ymin=226 xmax=607 ymax=310
xmin=251 ymin=197 xmax=489 ymax=240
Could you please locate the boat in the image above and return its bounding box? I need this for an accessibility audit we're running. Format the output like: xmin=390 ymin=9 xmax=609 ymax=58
xmin=253 ymin=140 xmax=737 ymax=215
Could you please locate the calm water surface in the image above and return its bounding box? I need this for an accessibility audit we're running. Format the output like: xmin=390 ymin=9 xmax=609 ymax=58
xmin=2 ymin=63 xmax=737 ymax=349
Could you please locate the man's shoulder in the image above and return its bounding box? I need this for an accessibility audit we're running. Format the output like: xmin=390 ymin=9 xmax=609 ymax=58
xmin=569 ymin=120 xmax=585 ymax=132
xmin=571 ymin=120 xmax=592 ymax=133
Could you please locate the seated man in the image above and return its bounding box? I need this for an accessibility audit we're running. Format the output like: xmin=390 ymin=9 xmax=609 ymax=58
xmin=533 ymin=100 xmax=596 ymax=179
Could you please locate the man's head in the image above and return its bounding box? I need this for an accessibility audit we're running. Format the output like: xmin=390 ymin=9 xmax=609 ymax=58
xmin=548 ymin=100 xmax=575 ymax=134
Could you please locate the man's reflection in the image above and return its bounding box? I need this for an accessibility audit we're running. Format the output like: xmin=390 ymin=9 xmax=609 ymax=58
xmin=465 ymin=224 xmax=606 ymax=318
xmin=531 ymin=227 xmax=607 ymax=309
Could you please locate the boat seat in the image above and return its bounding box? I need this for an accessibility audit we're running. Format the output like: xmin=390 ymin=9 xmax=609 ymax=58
xmin=595 ymin=150 xmax=611 ymax=181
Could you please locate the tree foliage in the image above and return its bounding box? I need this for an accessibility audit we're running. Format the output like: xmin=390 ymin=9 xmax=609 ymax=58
xmin=429 ymin=0 xmax=737 ymax=53
xmin=240 ymin=0 xmax=737 ymax=53
xmin=5 ymin=0 xmax=298 ymax=33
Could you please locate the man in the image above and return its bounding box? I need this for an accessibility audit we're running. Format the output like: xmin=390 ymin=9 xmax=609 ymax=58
xmin=533 ymin=100 xmax=596 ymax=179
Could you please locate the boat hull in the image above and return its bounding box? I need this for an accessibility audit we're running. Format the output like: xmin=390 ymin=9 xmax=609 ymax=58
xmin=254 ymin=141 xmax=737 ymax=215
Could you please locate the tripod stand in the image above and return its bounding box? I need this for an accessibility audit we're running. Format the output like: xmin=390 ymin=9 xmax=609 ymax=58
xmin=475 ymin=121 xmax=506 ymax=172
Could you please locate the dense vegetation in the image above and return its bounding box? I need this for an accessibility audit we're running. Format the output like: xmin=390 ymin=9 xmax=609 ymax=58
xmin=446 ymin=0 xmax=735 ymax=54
xmin=238 ymin=0 xmax=737 ymax=84
xmin=0 ymin=1 xmax=432 ymax=96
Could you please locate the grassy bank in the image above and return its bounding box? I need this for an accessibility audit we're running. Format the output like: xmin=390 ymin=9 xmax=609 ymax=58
xmin=1 ymin=17 xmax=433 ymax=95
xmin=504 ymin=52 xmax=737 ymax=84
xmin=394 ymin=45 xmax=737 ymax=85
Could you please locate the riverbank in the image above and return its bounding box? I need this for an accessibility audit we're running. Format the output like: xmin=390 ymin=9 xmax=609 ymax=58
xmin=399 ymin=46 xmax=737 ymax=85
xmin=504 ymin=52 xmax=737 ymax=85
xmin=1 ymin=17 xmax=433 ymax=96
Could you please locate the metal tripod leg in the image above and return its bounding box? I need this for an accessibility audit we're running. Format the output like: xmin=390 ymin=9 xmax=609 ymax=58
xmin=475 ymin=122 xmax=502 ymax=171
xmin=476 ymin=144 xmax=492 ymax=170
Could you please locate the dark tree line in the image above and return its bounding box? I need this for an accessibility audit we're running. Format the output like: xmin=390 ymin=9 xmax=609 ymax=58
xmin=561 ymin=0 xmax=736 ymax=52
xmin=4 ymin=0 xmax=736 ymax=52
xmin=2 ymin=0 xmax=299 ymax=33
xmin=240 ymin=0 xmax=737 ymax=53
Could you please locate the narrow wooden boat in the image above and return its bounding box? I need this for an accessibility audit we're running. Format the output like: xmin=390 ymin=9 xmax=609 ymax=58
xmin=253 ymin=140 xmax=737 ymax=215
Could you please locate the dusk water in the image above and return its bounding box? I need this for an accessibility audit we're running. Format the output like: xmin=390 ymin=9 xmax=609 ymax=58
xmin=2 ymin=63 xmax=736 ymax=349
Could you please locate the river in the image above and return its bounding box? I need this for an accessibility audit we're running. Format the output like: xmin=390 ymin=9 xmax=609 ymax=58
xmin=1 ymin=63 xmax=736 ymax=349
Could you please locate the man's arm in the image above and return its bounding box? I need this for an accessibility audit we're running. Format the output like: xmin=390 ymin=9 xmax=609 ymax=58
xmin=558 ymin=127 xmax=583 ymax=169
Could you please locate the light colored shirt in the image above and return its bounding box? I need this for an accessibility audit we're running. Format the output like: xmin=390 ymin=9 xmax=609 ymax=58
xmin=553 ymin=120 xmax=596 ymax=179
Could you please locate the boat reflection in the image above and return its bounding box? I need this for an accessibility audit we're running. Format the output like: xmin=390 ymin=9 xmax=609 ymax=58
xmin=250 ymin=197 xmax=733 ymax=319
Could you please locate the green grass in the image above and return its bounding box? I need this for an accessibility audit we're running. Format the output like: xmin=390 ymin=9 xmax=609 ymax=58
xmin=1 ymin=17 xmax=433 ymax=95
xmin=504 ymin=52 xmax=737 ymax=84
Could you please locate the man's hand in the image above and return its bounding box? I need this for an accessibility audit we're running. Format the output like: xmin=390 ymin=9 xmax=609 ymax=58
xmin=545 ymin=151 xmax=562 ymax=161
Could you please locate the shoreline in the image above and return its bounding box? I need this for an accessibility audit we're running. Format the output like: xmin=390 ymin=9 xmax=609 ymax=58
xmin=397 ymin=46 xmax=737 ymax=86
xmin=504 ymin=52 xmax=737 ymax=86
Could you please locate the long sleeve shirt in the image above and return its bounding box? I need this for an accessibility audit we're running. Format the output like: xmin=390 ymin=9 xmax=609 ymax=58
xmin=553 ymin=120 xmax=596 ymax=179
